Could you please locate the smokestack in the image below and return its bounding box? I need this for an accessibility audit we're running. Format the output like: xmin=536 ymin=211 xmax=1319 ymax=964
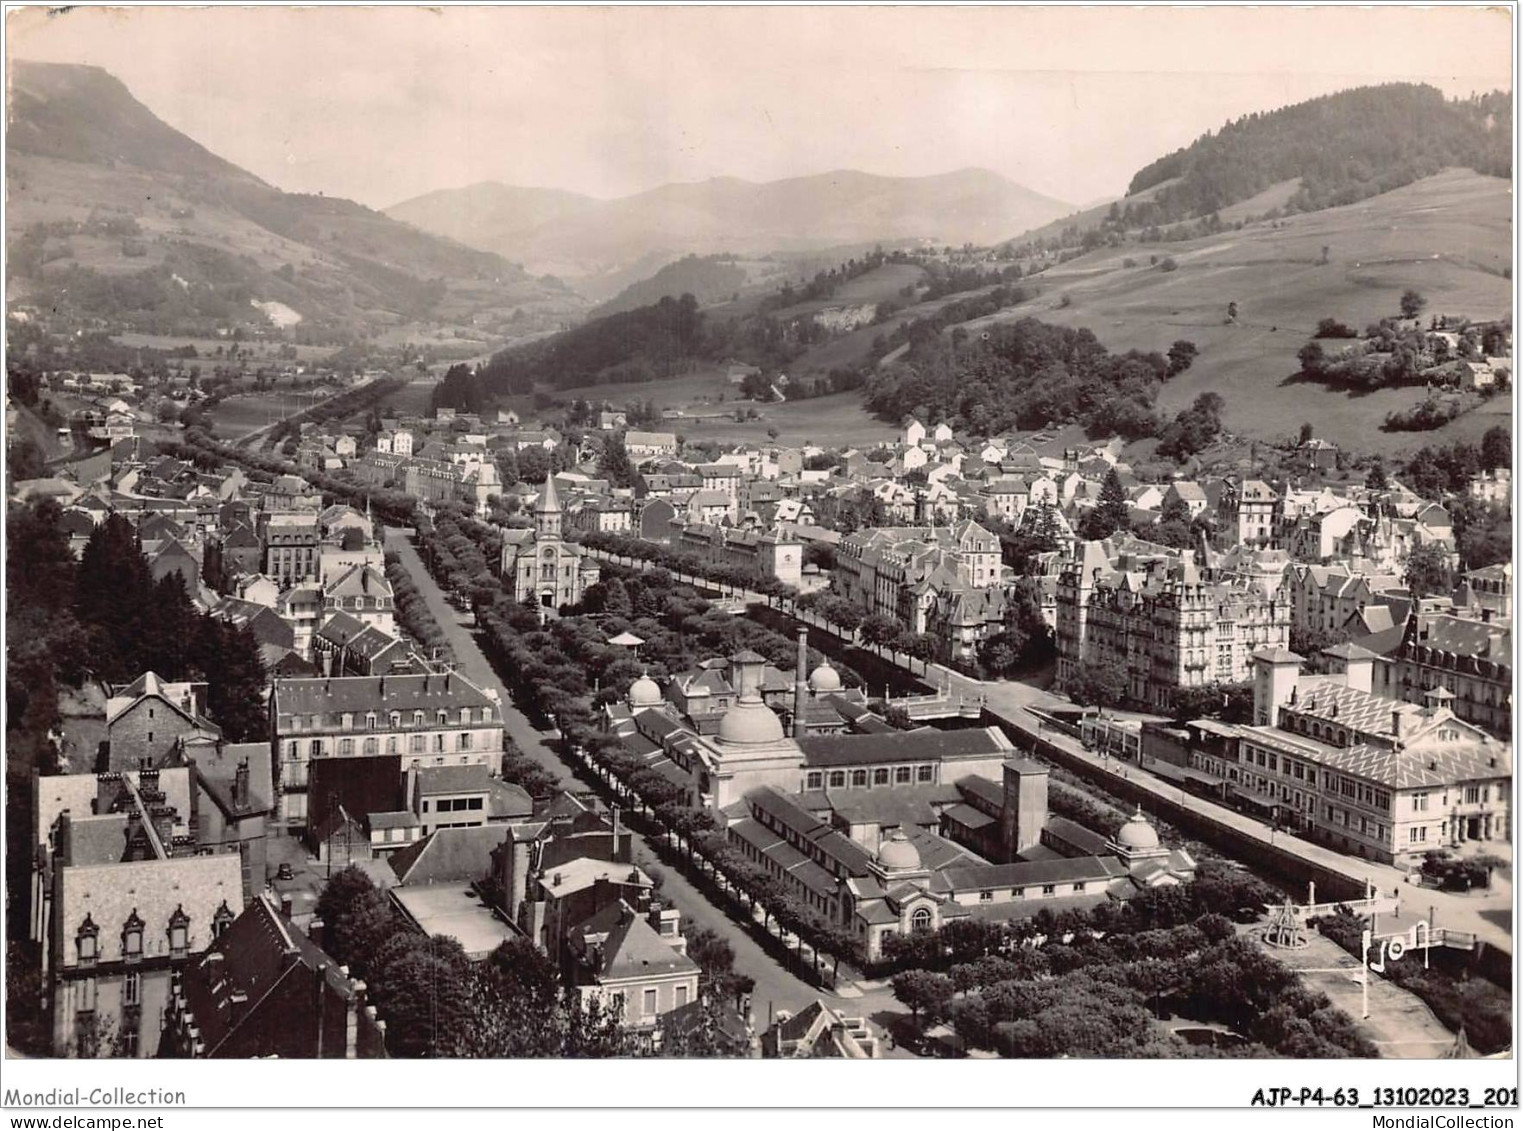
xmin=793 ymin=627 xmax=809 ymax=739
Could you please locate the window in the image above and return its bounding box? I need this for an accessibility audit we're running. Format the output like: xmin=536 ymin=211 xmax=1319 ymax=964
xmin=676 ymin=985 xmax=689 ymax=1009
xmin=611 ymin=992 xmax=624 ymax=1018
xmin=410 ymin=735 xmax=425 ymax=754
xmin=422 ymin=800 xmax=430 ymax=813
xmin=341 ymin=713 xmax=354 ymax=730
xmin=1041 ymin=884 xmax=1056 ymax=896
xmin=828 ymin=771 xmax=846 ymax=789
xmin=1413 ymin=792 xmax=1430 ymax=812
xmin=1409 ymin=827 xmax=1427 ymax=844
xmin=895 ymin=766 xmax=912 ymax=784
xmin=1072 ymin=882 xmax=1086 ymax=893
xmin=121 ymin=911 xmax=143 ymax=963
xmin=459 ymin=733 xmax=473 ymax=752
xmin=77 ymin=976 xmax=97 ymax=1014
xmin=386 ymin=737 xmax=398 ymax=755
xmin=467 ymin=797 xmax=483 ymax=810
xmin=916 ymin=765 xmax=934 ymax=783
xmin=642 ymin=988 xmax=658 ymax=1017
xmin=120 ymin=1029 xmax=139 ymax=1058
xmin=363 ymin=737 xmax=378 ymax=756
xmin=805 ymin=773 xmax=822 ymax=790
xmin=873 ymin=769 xmax=890 ymax=786
xmin=978 ymin=890 xmax=993 ymax=903
xmin=1465 ymin=785 xmax=1481 ymax=804
xmin=911 ymin=907 xmax=933 ymax=931
xmin=434 ymin=734 xmax=445 ymax=752
xmin=366 ymin=713 xmax=377 ymax=730
xmin=123 ymin=970 xmax=142 ymax=1007
xmin=76 ymin=915 xmax=99 ymax=966
xmin=437 ymin=710 xmax=448 ymax=726
xmin=310 ymin=739 xmax=322 ymax=759
xmin=1011 ymin=887 xmax=1025 ymax=898
xmin=167 ymin=907 xmax=189 ymax=956
xmin=851 ymin=770 xmax=868 ymax=788
xmin=413 ymin=711 xmax=424 ymax=727
xmin=390 ymin=711 xmax=401 ymax=728
xmin=339 ymin=738 xmax=354 ymax=757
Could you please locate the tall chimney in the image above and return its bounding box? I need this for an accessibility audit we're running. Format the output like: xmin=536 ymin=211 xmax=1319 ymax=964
xmin=793 ymin=627 xmax=809 ymax=739
xmin=1391 ymin=709 xmax=1404 ymax=742
xmin=234 ymin=759 xmax=250 ymax=809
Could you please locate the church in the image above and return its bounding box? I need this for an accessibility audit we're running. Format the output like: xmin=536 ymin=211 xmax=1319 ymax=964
xmin=499 ymin=474 xmax=600 ymax=609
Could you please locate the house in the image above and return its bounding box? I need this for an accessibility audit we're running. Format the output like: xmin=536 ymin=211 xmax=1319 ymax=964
xmin=163 ymin=892 xmax=386 ymax=1058
xmin=562 ymin=899 xmax=700 ymax=1033
xmin=762 ymin=1001 xmax=879 ymax=1058
xmin=104 ymin=672 xmax=221 ymax=773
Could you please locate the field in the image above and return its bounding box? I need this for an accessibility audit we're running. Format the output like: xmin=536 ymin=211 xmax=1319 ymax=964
xmin=965 ymin=169 xmax=1512 ymax=456
xmin=205 ymin=389 xmax=334 ymax=436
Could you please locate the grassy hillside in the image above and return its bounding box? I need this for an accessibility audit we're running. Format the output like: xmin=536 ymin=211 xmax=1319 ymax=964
xmin=964 ymin=169 xmax=1511 ymax=456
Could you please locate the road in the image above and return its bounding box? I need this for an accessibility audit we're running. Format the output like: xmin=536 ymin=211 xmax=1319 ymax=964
xmin=383 ymin=528 xmax=911 ymax=1044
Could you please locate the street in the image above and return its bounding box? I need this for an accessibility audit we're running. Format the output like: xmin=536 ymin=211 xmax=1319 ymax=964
xmin=383 ymin=528 xmax=913 ymax=1045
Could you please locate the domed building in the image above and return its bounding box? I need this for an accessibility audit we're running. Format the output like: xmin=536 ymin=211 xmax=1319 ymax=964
xmin=808 ymin=662 xmax=842 ymax=694
xmin=627 ymin=671 xmax=663 ymax=709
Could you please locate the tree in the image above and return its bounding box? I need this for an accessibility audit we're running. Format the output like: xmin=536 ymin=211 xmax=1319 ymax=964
xmin=1404 ymin=544 xmax=1453 ymax=599
xmin=1081 ymin=468 xmax=1129 ymax=540
xmin=892 ymin=970 xmax=954 ymax=1027
xmin=598 ymin=431 xmax=636 ymax=489
xmin=1480 ymin=425 xmax=1511 ymax=471
xmin=1166 ymin=340 xmax=1198 ymax=377
xmin=1066 ymin=664 xmax=1126 ymax=708
xmin=1298 ymin=422 xmax=1314 ymax=446
xmin=1297 ymin=341 xmax=1326 ymax=375
xmin=1366 ymin=460 xmax=1389 ymax=491
xmin=1400 ymin=290 xmax=1427 ymax=319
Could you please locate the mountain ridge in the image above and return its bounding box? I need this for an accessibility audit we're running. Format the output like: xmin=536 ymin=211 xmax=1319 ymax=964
xmin=6 ymin=59 xmax=582 ymax=340
xmin=387 ymin=166 xmax=1073 ymax=290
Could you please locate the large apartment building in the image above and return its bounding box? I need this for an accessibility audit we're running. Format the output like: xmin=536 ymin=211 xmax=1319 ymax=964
xmin=269 ymin=672 xmax=504 ymax=828
xmin=1056 ymin=542 xmax=1290 ymax=711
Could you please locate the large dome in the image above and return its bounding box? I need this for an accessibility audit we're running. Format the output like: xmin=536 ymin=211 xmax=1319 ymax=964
xmin=628 ymin=674 xmax=662 ymax=708
xmin=1115 ymin=807 xmax=1160 ymax=851
xmin=808 ymin=662 xmax=842 ymax=693
xmin=876 ymin=833 xmax=922 ymax=872
xmin=717 ymin=701 xmax=786 ymax=746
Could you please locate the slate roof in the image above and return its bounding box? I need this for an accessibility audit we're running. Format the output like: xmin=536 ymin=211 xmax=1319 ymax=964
xmin=941 ymin=855 xmax=1127 ymax=892
xmin=568 ymin=900 xmax=698 ymax=981
xmin=388 ymin=826 xmax=509 ymax=886
xmin=415 ymin=764 xmax=491 ymax=796
xmin=798 ymin=726 xmax=1012 ymax=768
xmin=273 ymin=672 xmax=497 ymax=719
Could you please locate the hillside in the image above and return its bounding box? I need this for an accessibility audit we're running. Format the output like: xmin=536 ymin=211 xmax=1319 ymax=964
xmin=5 ymin=61 xmax=583 ymax=341
xmin=388 ymin=167 xmax=1072 ymax=290
xmin=1005 ymin=84 xmax=1510 ymax=253
xmin=589 ymin=254 xmax=752 ymax=318
xmin=954 ymin=169 xmax=1513 ymax=456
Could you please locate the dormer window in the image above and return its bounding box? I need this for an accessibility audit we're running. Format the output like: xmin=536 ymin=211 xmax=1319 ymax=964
xmin=390 ymin=711 xmax=401 ymax=728
xmin=121 ymin=910 xmax=144 ymax=963
xmin=413 ymin=711 xmax=424 ymax=727
xmin=341 ymin=713 xmax=354 ymax=731
xmin=212 ymin=901 xmax=235 ymax=940
xmin=459 ymin=708 xmax=470 ymax=726
xmin=437 ymin=710 xmax=448 ymax=726
xmin=76 ymin=914 xmax=100 ymax=966
xmin=167 ymin=905 xmax=190 ymax=956
xmin=366 ymin=712 xmax=377 ymax=730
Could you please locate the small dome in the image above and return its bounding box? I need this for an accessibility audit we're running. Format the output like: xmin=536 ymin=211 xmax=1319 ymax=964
xmin=808 ymin=662 xmax=842 ymax=693
xmin=876 ymin=832 xmax=922 ymax=872
xmin=717 ymin=701 xmax=786 ymax=746
xmin=628 ymin=674 xmax=662 ymax=708
xmin=1115 ymin=807 xmax=1160 ymax=851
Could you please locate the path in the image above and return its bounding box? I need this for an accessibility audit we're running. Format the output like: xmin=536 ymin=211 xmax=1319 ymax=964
xmin=383 ymin=528 xmax=913 ymax=1047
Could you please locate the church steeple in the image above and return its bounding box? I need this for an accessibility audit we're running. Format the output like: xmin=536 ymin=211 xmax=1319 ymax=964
xmin=535 ymin=472 xmax=562 ymax=541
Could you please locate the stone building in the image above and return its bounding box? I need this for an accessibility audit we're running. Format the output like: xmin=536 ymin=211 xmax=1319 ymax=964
xmin=499 ymin=474 xmax=601 ymax=610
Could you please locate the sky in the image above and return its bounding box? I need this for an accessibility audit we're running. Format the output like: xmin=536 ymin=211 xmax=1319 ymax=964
xmin=8 ymin=6 xmax=1513 ymax=210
